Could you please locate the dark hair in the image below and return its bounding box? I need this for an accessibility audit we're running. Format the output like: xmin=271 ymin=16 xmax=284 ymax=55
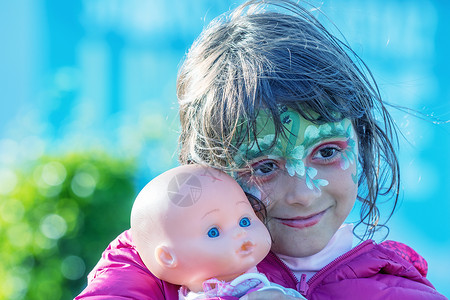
xmin=177 ymin=0 xmax=400 ymax=241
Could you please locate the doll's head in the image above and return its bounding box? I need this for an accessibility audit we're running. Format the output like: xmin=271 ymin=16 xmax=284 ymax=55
xmin=176 ymin=0 xmax=400 ymax=239
xmin=130 ymin=164 xmax=271 ymax=292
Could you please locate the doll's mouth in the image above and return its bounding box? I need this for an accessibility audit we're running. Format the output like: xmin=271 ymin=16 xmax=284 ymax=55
xmin=237 ymin=241 xmax=255 ymax=255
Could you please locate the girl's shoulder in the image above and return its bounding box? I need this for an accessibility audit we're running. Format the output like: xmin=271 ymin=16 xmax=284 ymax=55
xmin=330 ymin=239 xmax=446 ymax=299
xmin=257 ymin=241 xmax=446 ymax=300
xmin=379 ymin=240 xmax=428 ymax=276
xmin=87 ymin=229 xmax=147 ymax=280
xmin=75 ymin=230 xmax=180 ymax=300
xmin=312 ymin=240 xmax=446 ymax=299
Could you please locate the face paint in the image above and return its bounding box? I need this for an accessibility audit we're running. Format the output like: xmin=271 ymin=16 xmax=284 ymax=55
xmin=235 ymin=108 xmax=357 ymax=191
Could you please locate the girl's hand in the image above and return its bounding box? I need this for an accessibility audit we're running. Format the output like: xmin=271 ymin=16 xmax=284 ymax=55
xmin=239 ymin=289 xmax=304 ymax=300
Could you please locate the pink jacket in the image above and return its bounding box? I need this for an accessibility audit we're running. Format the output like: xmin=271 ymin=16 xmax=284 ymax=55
xmin=75 ymin=230 xmax=447 ymax=300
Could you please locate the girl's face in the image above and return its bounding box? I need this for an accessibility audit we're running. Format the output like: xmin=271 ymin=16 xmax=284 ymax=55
xmin=235 ymin=108 xmax=358 ymax=257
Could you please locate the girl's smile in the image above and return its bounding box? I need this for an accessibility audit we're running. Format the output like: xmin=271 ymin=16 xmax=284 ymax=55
xmin=275 ymin=209 xmax=328 ymax=229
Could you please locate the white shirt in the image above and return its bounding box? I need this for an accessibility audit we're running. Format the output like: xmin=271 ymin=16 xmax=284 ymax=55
xmin=276 ymin=223 xmax=354 ymax=282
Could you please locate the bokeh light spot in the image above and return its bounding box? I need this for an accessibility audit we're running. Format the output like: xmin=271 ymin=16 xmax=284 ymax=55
xmin=4 ymin=275 xmax=28 ymax=300
xmin=71 ymin=171 xmax=97 ymax=198
xmin=40 ymin=214 xmax=67 ymax=240
xmin=0 ymin=198 xmax=25 ymax=223
xmin=7 ymin=223 xmax=32 ymax=248
xmin=42 ymin=161 xmax=67 ymax=186
xmin=0 ymin=168 xmax=18 ymax=195
xmin=34 ymin=233 xmax=57 ymax=250
xmin=61 ymin=255 xmax=86 ymax=280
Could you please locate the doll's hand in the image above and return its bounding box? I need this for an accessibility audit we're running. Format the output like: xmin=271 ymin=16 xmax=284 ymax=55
xmin=240 ymin=289 xmax=305 ymax=300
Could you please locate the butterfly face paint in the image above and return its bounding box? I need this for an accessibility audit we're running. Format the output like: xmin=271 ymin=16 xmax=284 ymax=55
xmin=235 ymin=108 xmax=357 ymax=196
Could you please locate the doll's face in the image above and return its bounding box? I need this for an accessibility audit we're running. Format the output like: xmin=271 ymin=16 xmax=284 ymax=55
xmin=166 ymin=171 xmax=271 ymax=287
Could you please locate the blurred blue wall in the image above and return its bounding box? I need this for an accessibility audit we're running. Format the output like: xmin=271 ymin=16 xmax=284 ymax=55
xmin=1 ymin=0 xmax=449 ymax=296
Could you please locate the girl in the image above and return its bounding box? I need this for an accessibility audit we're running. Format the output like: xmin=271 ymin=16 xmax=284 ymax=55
xmin=76 ymin=0 xmax=447 ymax=299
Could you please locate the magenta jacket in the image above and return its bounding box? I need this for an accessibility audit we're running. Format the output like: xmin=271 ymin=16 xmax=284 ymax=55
xmin=75 ymin=230 xmax=446 ymax=300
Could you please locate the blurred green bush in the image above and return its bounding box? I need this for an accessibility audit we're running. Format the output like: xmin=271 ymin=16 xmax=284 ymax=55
xmin=0 ymin=151 xmax=137 ymax=300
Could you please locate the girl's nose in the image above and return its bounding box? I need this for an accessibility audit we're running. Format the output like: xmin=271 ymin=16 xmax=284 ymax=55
xmin=284 ymin=172 xmax=322 ymax=206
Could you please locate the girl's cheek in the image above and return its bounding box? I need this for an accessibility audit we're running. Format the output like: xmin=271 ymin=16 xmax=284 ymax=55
xmin=246 ymin=184 xmax=263 ymax=203
xmin=322 ymin=140 xmax=358 ymax=183
xmin=262 ymin=169 xmax=308 ymax=207
xmin=314 ymin=145 xmax=358 ymax=179
xmin=323 ymin=159 xmax=342 ymax=169
xmin=237 ymin=177 xmax=272 ymax=207
xmin=256 ymin=177 xmax=284 ymax=207
xmin=320 ymin=158 xmax=358 ymax=189
xmin=255 ymin=182 xmax=275 ymax=207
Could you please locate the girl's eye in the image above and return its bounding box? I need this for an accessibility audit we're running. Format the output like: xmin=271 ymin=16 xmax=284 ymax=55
xmin=312 ymin=144 xmax=342 ymax=162
xmin=318 ymin=148 xmax=337 ymax=158
xmin=252 ymin=160 xmax=278 ymax=176
xmin=239 ymin=217 xmax=251 ymax=227
xmin=236 ymin=159 xmax=281 ymax=184
xmin=207 ymin=227 xmax=220 ymax=238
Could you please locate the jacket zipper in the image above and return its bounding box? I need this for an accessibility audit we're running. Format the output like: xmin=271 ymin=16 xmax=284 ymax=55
xmin=305 ymin=240 xmax=375 ymax=296
xmin=268 ymin=239 xmax=375 ymax=298
xmin=267 ymin=251 xmax=307 ymax=296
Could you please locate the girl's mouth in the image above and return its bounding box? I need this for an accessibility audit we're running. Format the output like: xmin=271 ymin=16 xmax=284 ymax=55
xmin=277 ymin=210 xmax=326 ymax=229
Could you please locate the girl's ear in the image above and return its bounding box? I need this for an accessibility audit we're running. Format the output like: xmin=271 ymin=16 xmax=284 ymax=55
xmin=155 ymin=245 xmax=178 ymax=268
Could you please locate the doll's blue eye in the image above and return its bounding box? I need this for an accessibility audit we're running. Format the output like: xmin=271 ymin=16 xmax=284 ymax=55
xmin=207 ymin=227 xmax=220 ymax=238
xmin=239 ymin=217 xmax=251 ymax=227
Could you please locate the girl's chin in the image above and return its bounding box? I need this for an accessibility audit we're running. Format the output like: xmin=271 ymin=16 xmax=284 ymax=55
xmin=272 ymin=238 xmax=328 ymax=257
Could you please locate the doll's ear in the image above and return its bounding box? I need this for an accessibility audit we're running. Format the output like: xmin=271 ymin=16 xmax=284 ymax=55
xmin=155 ymin=245 xmax=177 ymax=268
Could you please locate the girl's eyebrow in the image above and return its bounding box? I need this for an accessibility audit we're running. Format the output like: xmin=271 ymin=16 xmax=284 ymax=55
xmin=301 ymin=127 xmax=349 ymax=150
xmin=242 ymin=142 xmax=273 ymax=161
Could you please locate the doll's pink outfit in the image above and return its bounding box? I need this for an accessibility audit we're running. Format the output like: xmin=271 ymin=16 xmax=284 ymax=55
xmin=75 ymin=229 xmax=447 ymax=300
xmin=179 ymin=268 xmax=305 ymax=299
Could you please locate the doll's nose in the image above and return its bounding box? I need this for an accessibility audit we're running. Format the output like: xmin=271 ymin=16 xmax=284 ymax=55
xmin=232 ymin=227 xmax=247 ymax=239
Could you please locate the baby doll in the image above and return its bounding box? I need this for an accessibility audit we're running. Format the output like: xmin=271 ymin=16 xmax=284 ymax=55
xmin=130 ymin=164 xmax=305 ymax=299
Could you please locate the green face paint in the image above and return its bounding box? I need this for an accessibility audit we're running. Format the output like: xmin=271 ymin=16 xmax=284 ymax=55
xmin=235 ymin=107 xmax=357 ymax=191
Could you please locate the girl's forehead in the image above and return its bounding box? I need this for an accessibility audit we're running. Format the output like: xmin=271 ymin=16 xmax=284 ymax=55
xmin=264 ymin=109 xmax=350 ymax=141
xmin=236 ymin=108 xmax=354 ymax=161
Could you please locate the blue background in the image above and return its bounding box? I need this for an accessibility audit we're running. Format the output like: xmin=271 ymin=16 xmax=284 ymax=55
xmin=1 ymin=0 xmax=449 ymax=296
